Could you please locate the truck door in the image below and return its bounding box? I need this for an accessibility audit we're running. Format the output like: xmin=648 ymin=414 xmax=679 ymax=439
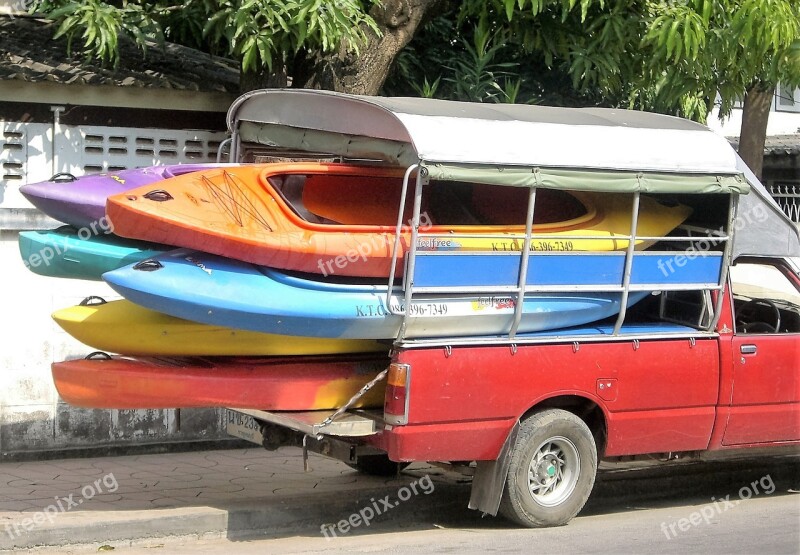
xmin=723 ymin=258 xmax=800 ymax=445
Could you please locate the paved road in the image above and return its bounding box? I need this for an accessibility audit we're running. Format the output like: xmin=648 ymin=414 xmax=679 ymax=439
xmin=59 ymin=454 xmax=799 ymax=555
xmin=109 ymin=494 xmax=799 ymax=555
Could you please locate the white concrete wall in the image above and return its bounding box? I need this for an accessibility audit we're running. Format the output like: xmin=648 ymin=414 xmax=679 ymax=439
xmin=0 ymin=120 xmax=232 ymax=455
xmin=0 ymin=230 xmax=231 ymax=454
xmin=1 ymin=120 xmax=227 ymax=203
xmin=706 ymin=86 xmax=800 ymax=137
xmin=0 ymin=0 xmax=32 ymax=16
xmin=707 ymin=108 xmax=800 ymax=137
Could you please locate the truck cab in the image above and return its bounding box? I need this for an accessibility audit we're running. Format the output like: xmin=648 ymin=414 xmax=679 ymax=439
xmin=722 ymin=256 xmax=799 ymax=445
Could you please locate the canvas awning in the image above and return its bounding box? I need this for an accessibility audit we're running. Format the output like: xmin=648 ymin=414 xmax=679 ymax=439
xmin=228 ymin=89 xmax=748 ymax=194
xmin=733 ymin=155 xmax=800 ymax=258
xmin=226 ymin=89 xmax=799 ymax=257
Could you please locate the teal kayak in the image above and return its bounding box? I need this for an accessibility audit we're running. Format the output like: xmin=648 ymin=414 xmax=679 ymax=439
xmin=18 ymin=227 xmax=171 ymax=281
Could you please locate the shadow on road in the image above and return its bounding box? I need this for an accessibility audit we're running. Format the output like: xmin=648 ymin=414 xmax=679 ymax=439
xmin=224 ymin=454 xmax=800 ymax=540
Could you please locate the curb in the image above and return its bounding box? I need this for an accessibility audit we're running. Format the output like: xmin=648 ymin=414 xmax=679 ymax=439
xmin=1 ymin=454 xmax=796 ymax=550
xmin=0 ymin=482 xmax=471 ymax=551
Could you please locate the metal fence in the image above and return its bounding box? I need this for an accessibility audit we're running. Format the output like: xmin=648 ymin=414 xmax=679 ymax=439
xmin=768 ymin=181 xmax=800 ymax=223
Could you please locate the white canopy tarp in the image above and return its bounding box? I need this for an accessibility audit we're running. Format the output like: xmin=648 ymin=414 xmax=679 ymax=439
xmin=227 ymin=89 xmax=799 ymax=258
xmin=228 ymin=89 xmax=741 ymax=175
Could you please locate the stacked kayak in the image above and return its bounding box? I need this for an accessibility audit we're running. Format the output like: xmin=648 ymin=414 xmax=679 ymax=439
xmin=18 ymin=164 xmax=235 ymax=279
xmin=101 ymin=248 xmax=653 ymax=339
xmin=105 ymin=163 xmax=692 ymax=277
xmin=21 ymin=164 xmax=390 ymax=410
xmin=20 ymin=163 xmax=234 ymax=229
xmin=19 ymin=227 xmax=170 ymax=281
xmin=20 ymin=159 xmax=696 ymax=411
xmin=52 ymin=298 xmax=385 ymax=356
xmin=51 ymin=353 xmax=389 ymax=410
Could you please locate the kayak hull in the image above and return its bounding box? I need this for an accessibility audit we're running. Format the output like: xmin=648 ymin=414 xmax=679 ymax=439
xmin=18 ymin=228 xmax=170 ymax=281
xmin=53 ymin=299 xmax=386 ymax=356
xmin=52 ymin=354 xmax=388 ymax=410
xmin=106 ymin=163 xmax=692 ymax=278
xmin=20 ymin=164 xmax=234 ymax=229
xmin=102 ymin=249 xmax=654 ymax=340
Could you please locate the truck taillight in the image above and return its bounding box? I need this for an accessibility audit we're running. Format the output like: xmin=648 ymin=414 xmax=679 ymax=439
xmin=384 ymin=362 xmax=410 ymax=424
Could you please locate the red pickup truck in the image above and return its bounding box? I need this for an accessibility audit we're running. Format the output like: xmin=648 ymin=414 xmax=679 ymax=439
xmin=219 ymin=91 xmax=800 ymax=528
xmin=229 ymin=253 xmax=799 ymax=527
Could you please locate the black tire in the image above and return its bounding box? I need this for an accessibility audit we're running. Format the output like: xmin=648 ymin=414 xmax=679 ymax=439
xmin=347 ymin=454 xmax=410 ymax=477
xmin=499 ymin=408 xmax=597 ymax=527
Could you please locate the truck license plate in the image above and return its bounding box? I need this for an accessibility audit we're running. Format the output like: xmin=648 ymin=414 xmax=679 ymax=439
xmin=225 ymin=410 xmax=264 ymax=445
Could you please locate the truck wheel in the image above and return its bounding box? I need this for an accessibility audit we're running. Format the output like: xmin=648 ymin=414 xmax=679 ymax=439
xmin=346 ymin=454 xmax=410 ymax=477
xmin=499 ymin=408 xmax=597 ymax=527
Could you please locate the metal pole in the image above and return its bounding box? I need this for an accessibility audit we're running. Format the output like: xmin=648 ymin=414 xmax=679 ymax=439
xmin=386 ymin=164 xmax=419 ymax=315
xmin=708 ymin=193 xmax=738 ymax=332
xmin=50 ymin=106 xmax=65 ymax=176
xmin=216 ymin=138 xmax=232 ymax=163
xmin=612 ymin=191 xmax=641 ymax=335
xmin=509 ymin=186 xmax=537 ymax=339
xmin=229 ymin=127 xmax=240 ymax=162
xmin=397 ymin=167 xmax=427 ymax=341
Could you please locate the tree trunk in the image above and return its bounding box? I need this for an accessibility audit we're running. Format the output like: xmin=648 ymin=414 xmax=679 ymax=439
xmin=295 ymin=0 xmax=449 ymax=95
xmin=738 ymin=84 xmax=774 ymax=181
xmin=240 ymin=67 xmax=288 ymax=93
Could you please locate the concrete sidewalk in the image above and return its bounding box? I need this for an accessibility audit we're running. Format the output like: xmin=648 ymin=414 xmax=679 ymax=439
xmin=1 ymin=446 xmax=797 ymax=552
xmin=0 ymin=447 xmax=471 ymax=551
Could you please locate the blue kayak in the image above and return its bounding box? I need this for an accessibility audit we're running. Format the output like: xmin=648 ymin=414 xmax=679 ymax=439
xmin=102 ymin=249 xmax=654 ymax=339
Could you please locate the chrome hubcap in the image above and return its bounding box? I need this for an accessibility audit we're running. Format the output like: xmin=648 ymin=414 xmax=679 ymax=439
xmin=527 ymin=436 xmax=580 ymax=507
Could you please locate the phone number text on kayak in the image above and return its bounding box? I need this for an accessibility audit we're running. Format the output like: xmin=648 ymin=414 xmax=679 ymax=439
xmin=491 ymin=240 xmax=575 ymax=252
xmin=355 ymin=303 xmax=448 ymax=317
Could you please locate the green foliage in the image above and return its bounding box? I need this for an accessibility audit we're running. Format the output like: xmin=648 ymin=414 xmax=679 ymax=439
xmin=33 ymin=0 xmax=379 ymax=74
xmin=639 ymin=0 xmax=800 ymax=121
xmin=203 ymin=0 xmax=379 ymax=73
xmin=33 ymin=0 xmax=800 ymax=124
xmin=443 ymin=25 xmax=520 ymax=103
xmin=645 ymin=4 xmax=707 ymax=63
xmin=786 ymin=40 xmax=800 ymax=88
xmin=446 ymin=0 xmax=800 ymax=122
xmin=410 ymin=76 xmax=441 ymax=98
xmin=34 ymin=0 xmax=162 ymax=65
xmin=384 ymin=1 xmax=630 ymax=106
xmin=384 ymin=17 xmax=542 ymax=104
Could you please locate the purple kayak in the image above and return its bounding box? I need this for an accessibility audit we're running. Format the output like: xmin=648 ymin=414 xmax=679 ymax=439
xmin=20 ymin=164 xmax=238 ymax=229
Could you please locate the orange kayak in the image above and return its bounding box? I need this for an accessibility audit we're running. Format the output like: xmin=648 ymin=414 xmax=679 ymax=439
xmin=52 ymin=353 xmax=388 ymax=410
xmin=106 ymin=163 xmax=691 ymax=278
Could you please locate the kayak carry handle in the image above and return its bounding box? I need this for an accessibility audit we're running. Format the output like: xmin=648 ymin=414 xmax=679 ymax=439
xmin=85 ymin=351 xmax=112 ymax=360
xmin=79 ymin=296 xmax=107 ymax=306
xmin=133 ymin=259 xmax=163 ymax=272
xmin=49 ymin=173 xmax=77 ymax=183
xmin=143 ymin=189 xmax=174 ymax=202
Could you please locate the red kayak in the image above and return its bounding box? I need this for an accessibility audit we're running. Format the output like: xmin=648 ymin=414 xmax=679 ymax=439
xmin=52 ymin=353 xmax=388 ymax=410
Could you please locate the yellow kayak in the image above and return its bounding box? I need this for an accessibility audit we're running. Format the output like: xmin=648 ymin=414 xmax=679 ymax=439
xmin=427 ymin=191 xmax=692 ymax=253
xmin=53 ymin=299 xmax=387 ymax=356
